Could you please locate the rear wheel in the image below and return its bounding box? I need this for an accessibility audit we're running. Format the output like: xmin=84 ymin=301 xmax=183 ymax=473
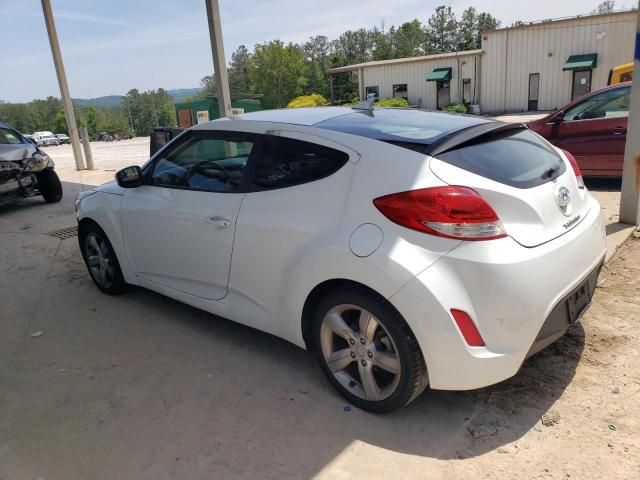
xmin=80 ymin=223 xmax=128 ymax=295
xmin=37 ymin=168 xmax=62 ymax=203
xmin=312 ymin=286 xmax=428 ymax=413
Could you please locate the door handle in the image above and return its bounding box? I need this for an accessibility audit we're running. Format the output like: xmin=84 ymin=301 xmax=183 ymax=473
xmin=612 ymin=126 xmax=627 ymax=135
xmin=206 ymin=216 xmax=233 ymax=228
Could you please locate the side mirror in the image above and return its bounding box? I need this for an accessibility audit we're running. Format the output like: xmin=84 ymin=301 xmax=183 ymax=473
xmin=548 ymin=110 xmax=565 ymax=124
xmin=116 ymin=165 xmax=143 ymax=188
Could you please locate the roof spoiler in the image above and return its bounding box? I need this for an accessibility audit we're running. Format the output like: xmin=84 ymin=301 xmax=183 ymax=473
xmin=425 ymin=122 xmax=528 ymax=157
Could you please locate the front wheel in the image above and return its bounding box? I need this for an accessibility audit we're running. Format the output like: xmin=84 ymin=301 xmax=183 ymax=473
xmin=312 ymin=287 xmax=428 ymax=413
xmin=37 ymin=168 xmax=63 ymax=203
xmin=80 ymin=223 xmax=128 ymax=295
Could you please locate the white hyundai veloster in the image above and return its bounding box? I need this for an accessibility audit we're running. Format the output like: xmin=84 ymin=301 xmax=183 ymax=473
xmin=76 ymin=106 xmax=606 ymax=413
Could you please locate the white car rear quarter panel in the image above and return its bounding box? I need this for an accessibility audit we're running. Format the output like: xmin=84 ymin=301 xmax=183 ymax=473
xmin=390 ymin=192 xmax=606 ymax=390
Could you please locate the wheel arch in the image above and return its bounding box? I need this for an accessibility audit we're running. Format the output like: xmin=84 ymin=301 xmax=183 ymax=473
xmin=76 ymin=192 xmax=135 ymax=284
xmin=300 ymin=278 xmax=416 ymax=350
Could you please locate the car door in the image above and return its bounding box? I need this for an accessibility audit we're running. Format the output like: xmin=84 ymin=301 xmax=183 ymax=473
xmin=227 ymin=131 xmax=358 ymax=334
xmin=120 ymin=129 xmax=259 ymax=300
xmin=548 ymin=85 xmax=630 ymax=176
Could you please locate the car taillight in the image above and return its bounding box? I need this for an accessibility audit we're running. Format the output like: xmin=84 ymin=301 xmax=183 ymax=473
xmin=373 ymin=186 xmax=506 ymax=241
xmin=562 ymin=149 xmax=585 ymax=189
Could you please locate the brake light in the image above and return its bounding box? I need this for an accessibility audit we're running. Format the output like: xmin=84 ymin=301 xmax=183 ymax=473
xmin=450 ymin=309 xmax=485 ymax=347
xmin=373 ymin=186 xmax=506 ymax=241
xmin=562 ymin=149 xmax=585 ymax=189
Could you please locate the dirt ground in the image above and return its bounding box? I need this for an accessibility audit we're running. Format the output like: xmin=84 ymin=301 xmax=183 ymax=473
xmin=0 ymin=149 xmax=638 ymax=479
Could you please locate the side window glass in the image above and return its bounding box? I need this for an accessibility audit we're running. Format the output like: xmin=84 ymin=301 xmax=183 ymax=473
xmin=564 ymin=87 xmax=631 ymax=121
xmin=151 ymin=134 xmax=254 ymax=192
xmin=0 ymin=128 xmax=22 ymax=144
xmin=251 ymin=137 xmax=349 ymax=191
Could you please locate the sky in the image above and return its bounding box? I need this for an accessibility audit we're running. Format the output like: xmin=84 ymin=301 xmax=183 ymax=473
xmin=0 ymin=0 xmax=632 ymax=102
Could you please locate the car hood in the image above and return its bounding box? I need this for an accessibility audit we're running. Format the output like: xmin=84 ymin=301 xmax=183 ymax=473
xmin=0 ymin=143 xmax=37 ymax=162
xmin=95 ymin=179 xmax=126 ymax=195
xmin=527 ymin=116 xmax=551 ymax=132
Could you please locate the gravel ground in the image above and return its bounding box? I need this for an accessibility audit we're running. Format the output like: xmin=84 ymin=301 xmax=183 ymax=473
xmin=42 ymin=137 xmax=151 ymax=173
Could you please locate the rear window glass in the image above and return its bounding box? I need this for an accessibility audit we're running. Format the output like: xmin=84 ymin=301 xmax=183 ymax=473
xmin=436 ymin=129 xmax=565 ymax=189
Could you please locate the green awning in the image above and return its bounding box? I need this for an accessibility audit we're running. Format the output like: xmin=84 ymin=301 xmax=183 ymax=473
xmin=426 ymin=67 xmax=452 ymax=81
xmin=562 ymin=54 xmax=598 ymax=71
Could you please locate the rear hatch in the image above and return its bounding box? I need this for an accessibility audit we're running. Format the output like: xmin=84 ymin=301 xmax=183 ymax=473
xmin=428 ymin=126 xmax=590 ymax=247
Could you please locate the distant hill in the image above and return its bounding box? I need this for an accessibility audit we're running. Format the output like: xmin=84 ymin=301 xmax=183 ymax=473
xmin=72 ymin=88 xmax=202 ymax=108
xmin=167 ymin=88 xmax=202 ymax=102
xmin=73 ymin=95 xmax=123 ymax=108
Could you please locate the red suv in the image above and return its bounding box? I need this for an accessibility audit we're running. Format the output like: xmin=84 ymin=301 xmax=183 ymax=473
xmin=528 ymin=82 xmax=631 ymax=177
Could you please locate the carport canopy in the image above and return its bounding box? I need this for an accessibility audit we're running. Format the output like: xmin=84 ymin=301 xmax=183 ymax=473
xmin=426 ymin=67 xmax=452 ymax=81
xmin=562 ymin=53 xmax=598 ymax=71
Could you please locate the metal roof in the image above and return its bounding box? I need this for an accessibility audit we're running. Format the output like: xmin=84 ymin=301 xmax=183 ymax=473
xmin=483 ymin=8 xmax=637 ymax=34
xmin=327 ymin=50 xmax=482 ymax=74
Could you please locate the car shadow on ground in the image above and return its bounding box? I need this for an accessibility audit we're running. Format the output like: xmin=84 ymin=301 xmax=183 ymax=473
xmin=118 ymin=281 xmax=584 ymax=464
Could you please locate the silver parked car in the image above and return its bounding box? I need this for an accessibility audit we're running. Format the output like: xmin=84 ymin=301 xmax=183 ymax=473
xmin=0 ymin=122 xmax=63 ymax=207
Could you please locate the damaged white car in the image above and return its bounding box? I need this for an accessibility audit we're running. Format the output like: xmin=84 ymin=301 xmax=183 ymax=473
xmin=0 ymin=121 xmax=62 ymax=207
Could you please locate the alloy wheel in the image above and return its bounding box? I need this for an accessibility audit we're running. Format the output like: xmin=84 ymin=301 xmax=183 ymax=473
xmin=320 ymin=304 xmax=401 ymax=401
xmin=84 ymin=232 xmax=115 ymax=289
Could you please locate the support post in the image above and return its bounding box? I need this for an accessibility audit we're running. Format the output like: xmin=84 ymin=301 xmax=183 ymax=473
xmin=204 ymin=0 xmax=232 ymax=118
xmin=619 ymin=7 xmax=640 ymax=227
xmin=80 ymin=127 xmax=94 ymax=171
xmin=358 ymin=68 xmax=364 ymax=100
xmin=41 ymin=0 xmax=85 ymax=171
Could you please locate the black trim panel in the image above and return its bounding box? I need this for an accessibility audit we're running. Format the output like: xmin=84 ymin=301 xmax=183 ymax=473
xmin=526 ymin=261 xmax=603 ymax=359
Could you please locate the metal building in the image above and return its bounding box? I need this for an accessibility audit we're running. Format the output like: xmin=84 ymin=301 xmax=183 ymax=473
xmin=481 ymin=10 xmax=637 ymax=112
xmin=327 ymin=10 xmax=637 ymax=113
xmin=328 ymin=50 xmax=482 ymax=110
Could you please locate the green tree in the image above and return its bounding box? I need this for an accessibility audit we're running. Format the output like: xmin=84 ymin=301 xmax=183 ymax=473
xmin=250 ymin=40 xmax=307 ymax=108
xmin=392 ymin=19 xmax=425 ymax=57
xmin=370 ymin=26 xmax=393 ymax=60
xmin=593 ymin=0 xmax=615 ymax=13
xmin=52 ymin=110 xmax=68 ymax=134
xmin=332 ymin=29 xmax=373 ymax=65
xmin=425 ymin=6 xmax=458 ymax=53
xmin=302 ymin=35 xmax=331 ymax=97
xmin=477 ymin=12 xmax=501 ymax=41
xmin=198 ymin=75 xmax=217 ymax=99
xmin=86 ymin=106 xmax=100 ymax=137
xmin=457 ymin=7 xmax=479 ymax=50
xmin=328 ymin=53 xmax=359 ymax=103
xmin=229 ymin=45 xmax=253 ymax=94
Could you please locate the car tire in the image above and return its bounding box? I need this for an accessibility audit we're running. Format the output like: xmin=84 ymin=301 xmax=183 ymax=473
xmin=311 ymin=286 xmax=428 ymax=413
xmin=79 ymin=223 xmax=128 ymax=295
xmin=37 ymin=168 xmax=63 ymax=203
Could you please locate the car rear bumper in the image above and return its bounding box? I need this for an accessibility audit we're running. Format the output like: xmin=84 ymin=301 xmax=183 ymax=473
xmin=389 ymin=194 xmax=606 ymax=390
xmin=526 ymin=261 xmax=601 ymax=358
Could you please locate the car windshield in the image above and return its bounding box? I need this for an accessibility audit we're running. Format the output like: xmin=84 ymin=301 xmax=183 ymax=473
xmin=564 ymin=86 xmax=631 ymax=120
xmin=0 ymin=127 xmax=23 ymax=144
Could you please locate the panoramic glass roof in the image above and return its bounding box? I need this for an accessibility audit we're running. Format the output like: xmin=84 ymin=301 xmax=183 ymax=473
xmin=314 ymin=108 xmax=490 ymax=145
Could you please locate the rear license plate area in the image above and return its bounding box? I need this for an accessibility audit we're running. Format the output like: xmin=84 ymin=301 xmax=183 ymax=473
xmin=567 ymin=279 xmax=592 ymax=323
